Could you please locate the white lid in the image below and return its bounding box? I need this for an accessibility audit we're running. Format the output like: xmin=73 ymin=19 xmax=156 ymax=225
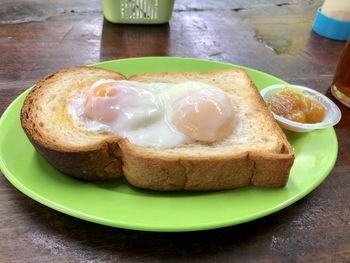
xmin=322 ymin=0 xmax=350 ymax=21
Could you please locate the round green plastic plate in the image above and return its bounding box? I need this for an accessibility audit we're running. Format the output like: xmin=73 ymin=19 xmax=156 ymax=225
xmin=0 ymin=57 xmax=338 ymax=232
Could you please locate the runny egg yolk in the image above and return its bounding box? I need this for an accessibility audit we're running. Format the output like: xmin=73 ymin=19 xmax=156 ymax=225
xmin=172 ymin=90 xmax=235 ymax=143
xmin=91 ymin=82 xmax=118 ymax=97
xmin=83 ymin=82 xmax=119 ymax=123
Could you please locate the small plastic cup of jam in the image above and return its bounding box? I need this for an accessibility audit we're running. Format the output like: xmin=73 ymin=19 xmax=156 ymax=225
xmin=260 ymin=84 xmax=341 ymax=132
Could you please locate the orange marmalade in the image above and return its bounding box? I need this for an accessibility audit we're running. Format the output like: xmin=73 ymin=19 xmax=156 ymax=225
xmin=268 ymin=88 xmax=326 ymax=124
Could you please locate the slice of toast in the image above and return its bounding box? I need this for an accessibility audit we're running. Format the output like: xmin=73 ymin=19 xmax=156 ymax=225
xmin=21 ymin=67 xmax=294 ymax=190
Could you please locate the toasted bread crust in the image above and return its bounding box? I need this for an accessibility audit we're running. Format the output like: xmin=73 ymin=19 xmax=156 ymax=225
xmin=20 ymin=67 xmax=294 ymax=188
xmin=32 ymin=139 xmax=123 ymax=180
xmin=121 ymin=141 xmax=293 ymax=190
xmin=21 ymin=67 xmax=126 ymax=180
xmin=121 ymin=139 xmax=254 ymax=190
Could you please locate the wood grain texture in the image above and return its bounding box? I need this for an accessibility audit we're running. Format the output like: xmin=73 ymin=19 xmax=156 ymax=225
xmin=0 ymin=0 xmax=349 ymax=262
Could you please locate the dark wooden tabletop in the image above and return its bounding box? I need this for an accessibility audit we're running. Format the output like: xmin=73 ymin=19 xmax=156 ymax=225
xmin=1 ymin=0 xmax=349 ymax=262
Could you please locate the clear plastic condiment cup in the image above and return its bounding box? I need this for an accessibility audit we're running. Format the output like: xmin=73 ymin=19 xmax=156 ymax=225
xmin=260 ymin=84 xmax=341 ymax=132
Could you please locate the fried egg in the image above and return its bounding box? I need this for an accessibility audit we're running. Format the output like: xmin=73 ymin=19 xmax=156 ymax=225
xmin=69 ymin=79 xmax=235 ymax=148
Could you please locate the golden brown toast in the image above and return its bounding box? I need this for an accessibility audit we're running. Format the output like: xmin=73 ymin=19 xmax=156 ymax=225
xmin=20 ymin=67 xmax=294 ymax=190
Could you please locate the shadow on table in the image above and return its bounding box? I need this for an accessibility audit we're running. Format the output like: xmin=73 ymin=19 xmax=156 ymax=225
xmin=99 ymin=18 xmax=171 ymax=61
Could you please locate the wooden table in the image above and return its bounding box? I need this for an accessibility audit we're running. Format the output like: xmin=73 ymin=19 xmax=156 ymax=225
xmin=1 ymin=0 xmax=349 ymax=262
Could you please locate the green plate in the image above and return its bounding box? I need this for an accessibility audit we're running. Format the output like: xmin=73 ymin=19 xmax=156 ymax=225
xmin=0 ymin=57 xmax=338 ymax=232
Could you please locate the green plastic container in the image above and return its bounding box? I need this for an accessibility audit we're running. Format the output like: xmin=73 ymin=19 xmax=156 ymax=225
xmin=102 ymin=0 xmax=175 ymax=24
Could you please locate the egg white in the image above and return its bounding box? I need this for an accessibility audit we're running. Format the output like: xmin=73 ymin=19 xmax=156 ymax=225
xmin=69 ymin=79 xmax=232 ymax=148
